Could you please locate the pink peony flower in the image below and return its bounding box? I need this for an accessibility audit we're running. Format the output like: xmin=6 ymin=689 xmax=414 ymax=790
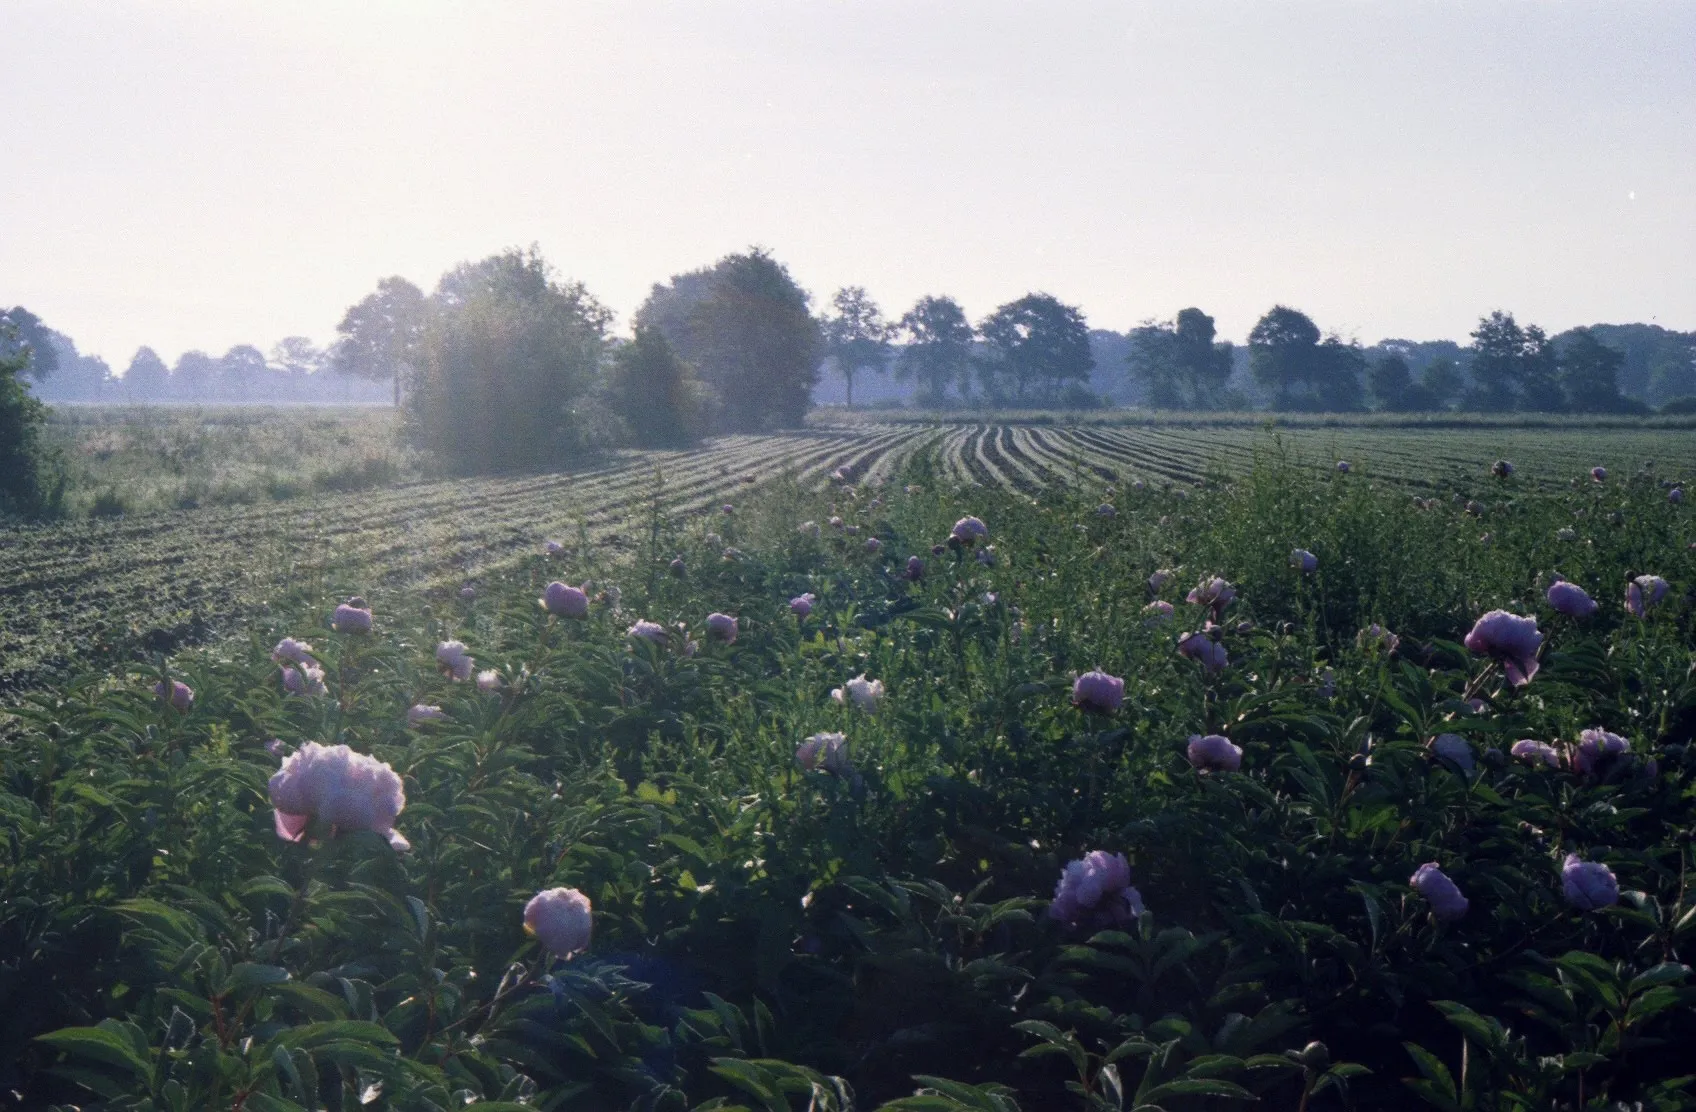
xmin=950 ymin=516 xmax=988 ymax=544
xmin=1410 ymin=863 xmax=1468 ymax=921
xmin=1290 ymin=548 xmax=1318 ymax=574
xmin=904 ymin=555 xmax=925 ymax=581
xmin=795 ymin=731 xmax=852 ymax=776
xmin=1463 ymin=610 xmax=1542 ymax=686
xmin=828 ymin=516 xmax=844 ymax=530
xmin=1148 ymin=568 xmax=1174 ymax=595
xmin=1177 ymin=629 xmax=1227 ymax=673
xmin=790 ymin=593 xmax=816 ymax=618
xmin=476 ymin=669 xmax=502 ymax=693
xmin=436 ymin=640 xmax=474 ymax=682
xmin=1670 ymin=487 xmax=1684 ymax=505
xmin=798 ymin=520 xmax=821 ymax=537
xmin=1049 ymin=851 xmax=1145 ymax=929
xmin=668 ymin=557 xmax=687 ymax=578
xmin=540 ymin=581 xmax=590 ymax=619
xmin=1510 ymin=738 xmax=1561 ymax=769
xmin=1625 ymin=574 xmax=1669 ymax=618
xmin=1335 ymin=460 xmax=1350 ymax=473
xmin=281 ymin=662 xmax=328 ymax=697
xmin=1491 ymin=459 xmax=1515 ymax=478
xmin=155 ymin=679 xmax=194 ymax=712
xmin=864 ymin=537 xmax=883 ymax=554
xmin=975 ymin=545 xmax=997 ymax=567
xmin=269 ymin=741 xmax=408 ymax=851
xmin=1071 ymin=670 xmax=1125 ymax=715
xmin=1571 ymin=728 xmax=1630 ymax=777
xmin=271 ymin=638 xmax=318 ymax=667
xmin=1430 ymin=734 xmax=1476 ymax=774
xmin=831 ymin=674 xmax=884 ymax=713
xmin=1143 ymin=600 xmax=1175 ymax=623
xmin=331 ymin=598 xmax=373 ymax=634
xmin=458 ymin=585 xmax=476 ymax=600
xmin=1186 ymin=734 xmax=1242 ymax=772
xmin=1546 ymin=580 xmax=1597 ymax=617
xmin=266 ymin=738 xmax=287 ymax=758
xmin=721 ymin=503 xmax=734 ymax=515
xmin=627 ymin=620 xmax=668 ymax=645
xmin=1590 ymin=466 xmax=1607 ymax=482
xmin=705 ymin=612 xmax=738 ymax=643
xmin=1186 ymin=577 xmax=1236 ymax=619
xmin=1096 ymin=503 xmax=1116 ymax=518
xmin=544 ymin=539 xmax=564 ymax=556
xmin=1561 ymin=855 xmax=1619 ymax=911
xmin=1356 ymin=624 xmax=1400 ymax=654
xmin=524 ymin=887 xmax=592 ymax=956
xmin=407 ymin=704 xmax=447 ymax=727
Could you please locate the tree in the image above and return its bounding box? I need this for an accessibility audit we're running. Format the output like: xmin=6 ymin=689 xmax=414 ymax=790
xmin=410 ymin=247 xmax=613 ymax=472
xmin=1368 ymin=353 xmax=1414 ymax=411
xmin=1466 ymin=311 xmax=1562 ymax=412
xmin=821 ymin=286 xmax=891 ymax=408
xmin=605 ymin=325 xmax=702 ymax=447
xmin=331 ymin=276 xmax=427 ymax=407
xmin=895 ymin=295 xmax=974 ymax=407
xmin=976 ymin=293 xmax=1094 ymax=405
xmin=1559 ymin=328 xmax=1632 ymax=413
xmin=122 ymin=347 xmax=170 ymax=400
xmin=1421 ymin=358 xmax=1464 ymax=410
xmin=218 ymin=345 xmax=269 ymax=402
xmin=170 ymin=351 xmax=219 ymax=403
xmin=1248 ymin=306 xmax=1324 ymax=410
xmin=1127 ymin=307 xmax=1234 ymax=409
xmin=0 ymin=306 xmax=60 ymax=380
xmin=0 ymin=322 xmax=63 ymax=519
xmin=635 ymin=248 xmax=821 ymax=432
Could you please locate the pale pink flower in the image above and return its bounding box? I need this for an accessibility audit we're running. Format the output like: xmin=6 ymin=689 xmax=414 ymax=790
xmin=524 ymin=887 xmax=592 ymax=956
xmin=436 ymin=640 xmax=474 ymax=682
xmin=271 ymin=638 xmax=318 ymax=667
xmin=155 ymin=679 xmax=194 ymax=712
xmin=1463 ymin=610 xmax=1542 ymax=686
xmin=1410 ymin=863 xmax=1468 ymax=921
xmin=265 ymin=738 xmax=287 ymax=758
xmin=281 ymin=662 xmax=327 ymax=698
xmin=1510 ymin=739 xmax=1561 ymax=769
xmin=1335 ymin=460 xmax=1350 ymax=473
xmin=1562 ymin=855 xmax=1619 ymax=911
xmin=1547 ymin=580 xmax=1598 ymax=617
xmin=331 ymin=598 xmax=373 ymax=634
xmin=476 ymin=669 xmax=502 ymax=693
xmin=975 ymin=545 xmax=997 ymax=567
xmin=1590 ymin=466 xmax=1607 ymax=482
xmin=828 ymin=516 xmax=844 ymax=529
xmin=1186 ymin=734 xmax=1242 ymax=772
xmin=798 ymin=520 xmax=821 ymax=537
xmin=790 ymin=593 xmax=816 ymax=618
xmin=864 ymin=537 xmax=883 ymax=554
xmin=831 ymin=675 xmax=884 ymax=713
xmin=904 ymin=555 xmax=924 ymax=580
xmin=1049 ymin=851 xmax=1144 ymax=929
xmin=1096 ymin=503 xmax=1116 ymax=518
xmin=1290 ymin=548 xmax=1318 ymax=573
xmin=795 ymin=731 xmax=852 ymax=776
xmin=950 ymin=516 xmax=988 ymax=544
xmin=544 ymin=539 xmax=564 ymax=556
xmin=407 ymin=704 xmax=446 ymax=727
xmin=1148 ymin=568 xmax=1174 ymax=595
xmin=1143 ymin=600 xmax=1175 ymax=623
xmin=1177 ymin=629 xmax=1227 ymax=673
xmin=1430 ymin=734 xmax=1476 ymax=774
xmin=627 ymin=620 xmax=668 ymax=645
xmin=1670 ymin=487 xmax=1684 ymax=505
xmin=1491 ymin=459 xmax=1515 ymax=478
xmin=458 ymin=585 xmax=476 ymax=600
xmin=540 ymin=582 xmax=589 ymax=619
xmin=1186 ymin=577 xmax=1236 ymax=619
xmin=1571 ymin=728 xmax=1630 ymax=777
xmin=705 ymin=612 xmax=738 ymax=643
xmin=269 ymin=741 xmax=408 ymax=851
xmin=1071 ymin=670 xmax=1124 ymax=715
xmin=1625 ymin=574 xmax=1669 ymax=618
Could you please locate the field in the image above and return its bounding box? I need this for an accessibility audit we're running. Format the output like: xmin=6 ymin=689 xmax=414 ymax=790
xmin=2 ymin=416 xmax=1696 ymax=1109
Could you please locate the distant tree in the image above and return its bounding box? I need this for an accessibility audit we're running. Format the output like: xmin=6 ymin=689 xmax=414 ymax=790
xmin=411 ymin=247 xmax=612 ymax=472
xmin=1559 ymin=328 xmax=1632 ymax=413
xmin=270 ymin=337 xmax=324 ymax=379
xmin=976 ymin=293 xmax=1094 ymax=405
xmin=1248 ymin=306 xmax=1322 ymax=409
xmin=331 ymin=276 xmax=427 ymax=406
xmin=1646 ymin=344 xmax=1696 ymax=406
xmin=170 ymin=351 xmax=219 ymax=403
xmin=636 ymin=248 xmax=821 ymax=432
xmin=1127 ymin=307 xmax=1234 ymax=409
xmin=1317 ymin=337 xmax=1368 ymax=412
xmin=1367 ymin=353 xmax=1414 ymax=411
xmin=0 ymin=307 xmax=60 ymax=380
xmin=0 ymin=322 xmax=63 ymax=519
xmin=1466 ymin=311 xmax=1561 ymax=412
xmin=605 ymin=325 xmax=702 ymax=447
xmin=895 ymin=295 xmax=974 ymax=407
xmin=122 ymin=347 xmax=170 ymax=400
xmin=821 ymin=286 xmax=891 ymax=408
xmin=1420 ymin=357 xmax=1464 ymax=410
xmin=217 ymin=345 xmax=268 ymax=402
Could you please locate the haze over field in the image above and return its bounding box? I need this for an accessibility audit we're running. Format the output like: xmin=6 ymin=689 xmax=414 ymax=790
xmin=3 ymin=1 xmax=1693 ymax=367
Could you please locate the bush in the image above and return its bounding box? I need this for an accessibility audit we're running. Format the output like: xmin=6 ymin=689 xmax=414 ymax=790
xmin=0 ymin=329 xmax=64 ymax=519
xmin=605 ymin=324 xmax=704 ymax=447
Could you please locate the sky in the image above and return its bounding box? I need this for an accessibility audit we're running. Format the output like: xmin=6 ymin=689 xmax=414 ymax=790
xmin=3 ymin=1 xmax=1693 ymax=371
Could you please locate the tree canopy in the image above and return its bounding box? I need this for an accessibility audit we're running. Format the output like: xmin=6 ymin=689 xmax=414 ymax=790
xmin=976 ymin=293 xmax=1094 ymax=406
xmin=895 ymin=295 xmax=974 ymax=408
xmin=821 ymin=286 xmax=891 ymax=409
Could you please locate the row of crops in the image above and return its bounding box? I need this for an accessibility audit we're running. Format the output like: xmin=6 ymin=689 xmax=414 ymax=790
xmin=4 ymin=422 xmax=1693 ymax=697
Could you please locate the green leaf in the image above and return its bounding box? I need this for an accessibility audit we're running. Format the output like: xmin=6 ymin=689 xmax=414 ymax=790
xmin=1138 ymin=1078 xmax=1257 ymax=1102
xmin=35 ymin=1026 xmax=151 ymax=1080
xmin=223 ymin=962 xmax=292 ymax=995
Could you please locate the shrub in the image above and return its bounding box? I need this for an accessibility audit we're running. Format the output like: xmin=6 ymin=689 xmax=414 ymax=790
xmin=0 ymin=326 xmax=64 ymax=519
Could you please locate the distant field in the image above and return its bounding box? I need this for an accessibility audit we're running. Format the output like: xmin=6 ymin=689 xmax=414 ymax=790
xmin=5 ymin=415 xmax=1694 ymax=695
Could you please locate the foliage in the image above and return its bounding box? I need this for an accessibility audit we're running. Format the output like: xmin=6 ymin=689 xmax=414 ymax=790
xmin=0 ymin=322 xmax=65 ymax=520
xmin=1467 ymin=311 xmax=1561 ymax=414
xmin=330 ymin=277 xmax=429 ymax=409
xmin=822 ymin=287 xmax=893 ymax=410
xmin=1127 ymin=308 xmax=1236 ymax=410
xmin=0 ymin=306 xmax=61 ymax=380
xmin=408 ymin=248 xmax=615 ymax=473
xmin=976 ymin=294 xmax=1095 ymax=407
xmin=895 ymin=296 xmax=975 ymax=408
xmin=1248 ymin=307 xmax=1366 ymax=412
xmin=637 ymin=248 xmax=824 ymax=433
xmin=4 ymin=439 xmax=1695 ymax=1108
xmin=605 ymin=326 xmax=705 ymax=448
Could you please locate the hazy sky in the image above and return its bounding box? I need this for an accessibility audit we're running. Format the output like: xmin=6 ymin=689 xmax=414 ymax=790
xmin=4 ymin=1 xmax=1693 ymax=369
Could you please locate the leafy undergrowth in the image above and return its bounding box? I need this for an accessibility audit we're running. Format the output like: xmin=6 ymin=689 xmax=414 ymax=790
xmin=3 ymin=447 xmax=1695 ymax=1110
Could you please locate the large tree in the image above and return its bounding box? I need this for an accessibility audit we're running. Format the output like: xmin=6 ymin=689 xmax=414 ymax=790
xmin=635 ymin=248 xmax=821 ymax=432
xmin=976 ymin=293 xmax=1094 ymax=405
xmin=1559 ymin=328 xmax=1631 ymax=414
xmin=0 ymin=321 xmax=62 ymax=518
xmin=1466 ymin=311 xmax=1561 ymax=412
xmin=330 ymin=276 xmax=427 ymax=406
xmin=411 ymin=247 xmax=612 ymax=472
xmin=895 ymin=295 xmax=973 ymax=407
xmin=0 ymin=307 xmax=60 ymax=381
xmin=605 ymin=325 xmax=702 ymax=448
xmin=821 ymin=286 xmax=891 ymax=408
xmin=122 ymin=347 xmax=170 ymax=400
xmin=1127 ymin=307 xmax=1234 ymax=409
